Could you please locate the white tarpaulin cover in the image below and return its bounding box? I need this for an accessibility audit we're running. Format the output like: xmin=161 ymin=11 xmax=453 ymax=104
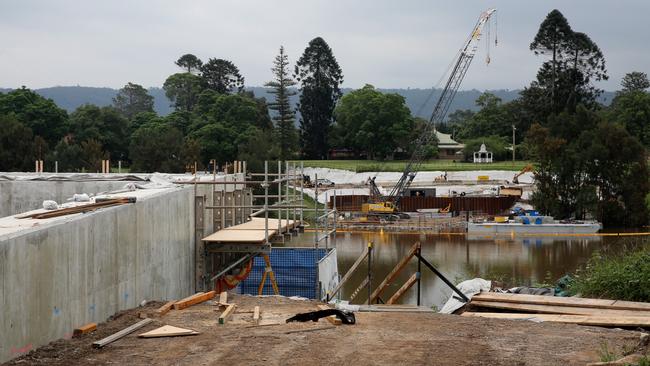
xmin=439 ymin=278 xmax=491 ymax=314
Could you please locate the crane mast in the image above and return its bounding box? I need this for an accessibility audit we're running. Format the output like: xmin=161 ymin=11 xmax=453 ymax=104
xmin=383 ymin=8 xmax=497 ymax=208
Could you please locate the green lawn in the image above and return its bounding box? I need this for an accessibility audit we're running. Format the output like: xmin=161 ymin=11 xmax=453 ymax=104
xmin=293 ymin=160 xmax=531 ymax=172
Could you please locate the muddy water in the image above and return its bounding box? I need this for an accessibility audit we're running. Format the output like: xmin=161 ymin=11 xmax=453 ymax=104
xmin=287 ymin=231 xmax=649 ymax=309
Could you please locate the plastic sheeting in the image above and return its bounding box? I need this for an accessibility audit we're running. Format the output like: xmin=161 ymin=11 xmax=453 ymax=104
xmin=439 ymin=278 xmax=491 ymax=314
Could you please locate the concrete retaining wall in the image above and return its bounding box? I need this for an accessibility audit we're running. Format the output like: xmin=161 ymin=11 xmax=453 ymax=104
xmin=0 ymin=180 xmax=135 ymax=218
xmin=0 ymin=186 xmax=196 ymax=363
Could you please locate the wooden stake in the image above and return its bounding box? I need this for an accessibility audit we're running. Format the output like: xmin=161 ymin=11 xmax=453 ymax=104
xmin=173 ymin=291 xmax=215 ymax=310
xmin=219 ymin=291 xmax=228 ymax=305
xmin=253 ymin=306 xmax=260 ymax=325
xmin=219 ymin=304 xmax=237 ymax=325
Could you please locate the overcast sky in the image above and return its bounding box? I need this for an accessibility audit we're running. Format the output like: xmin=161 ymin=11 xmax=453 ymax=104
xmin=1 ymin=0 xmax=648 ymax=91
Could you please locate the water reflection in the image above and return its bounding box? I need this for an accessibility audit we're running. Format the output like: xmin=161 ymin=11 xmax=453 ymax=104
xmin=286 ymin=232 xmax=647 ymax=309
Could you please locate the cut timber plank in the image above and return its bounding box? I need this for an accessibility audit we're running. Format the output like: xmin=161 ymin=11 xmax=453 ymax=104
xmin=73 ymin=323 xmax=97 ymax=337
xmin=154 ymin=300 xmax=176 ymax=317
xmin=173 ymin=291 xmax=215 ymax=310
xmin=369 ymin=242 xmax=420 ymax=304
xmin=472 ymin=292 xmax=650 ymax=312
xmin=253 ymin=306 xmax=260 ymax=325
xmin=92 ymin=318 xmax=153 ymax=348
xmin=219 ymin=304 xmax=237 ymax=325
xmin=219 ymin=292 xmax=228 ymax=305
xmin=386 ymin=272 xmax=418 ymax=305
xmin=317 ymin=305 xmax=342 ymax=325
xmin=285 ymin=325 xmax=335 ymax=334
xmin=469 ymin=300 xmax=649 ymax=317
xmin=138 ymin=325 xmax=200 ymax=338
xmin=462 ymin=312 xmax=650 ymax=327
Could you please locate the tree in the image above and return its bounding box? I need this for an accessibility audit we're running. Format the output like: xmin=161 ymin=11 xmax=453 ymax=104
xmin=129 ymin=122 xmax=184 ymax=173
xmin=0 ymin=87 xmax=68 ymax=147
xmin=200 ymin=58 xmax=244 ymax=94
xmin=80 ymin=139 xmax=106 ymax=172
xmin=528 ymin=10 xmax=607 ymax=114
xmin=112 ymin=82 xmax=155 ymax=119
xmin=621 ymin=71 xmax=650 ymax=92
xmin=333 ymin=85 xmax=413 ymax=160
xmin=294 ymin=37 xmax=343 ymax=159
xmin=0 ymin=114 xmax=34 ymax=171
xmin=454 ymin=93 xmax=511 ymax=140
xmin=265 ymin=46 xmax=298 ymax=160
xmin=163 ymin=73 xmax=203 ymax=112
xmin=175 ymin=54 xmax=203 ymax=74
xmin=50 ymin=138 xmax=82 ymax=172
xmin=606 ymin=90 xmax=650 ymax=146
xmin=68 ymin=105 xmax=129 ymax=161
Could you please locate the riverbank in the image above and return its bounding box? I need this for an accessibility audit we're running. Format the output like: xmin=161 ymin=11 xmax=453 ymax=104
xmin=296 ymin=160 xmax=532 ymax=172
xmin=5 ymin=293 xmax=648 ymax=366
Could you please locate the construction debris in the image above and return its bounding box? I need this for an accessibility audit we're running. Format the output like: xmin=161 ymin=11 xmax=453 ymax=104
xmin=18 ymin=197 xmax=136 ymax=219
xmin=218 ymin=304 xmax=237 ymax=325
xmin=173 ymin=291 xmax=216 ymax=310
xmin=153 ymin=300 xmax=176 ymax=317
xmin=92 ymin=318 xmax=153 ymax=348
xmin=285 ymin=325 xmax=336 ymax=334
xmin=73 ymin=323 xmax=97 ymax=338
xmin=466 ymin=292 xmax=650 ymax=327
xmin=286 ymin=306 xmax=355 ymax=325
xmin=138 ymin=325 xmax=199 ymax=338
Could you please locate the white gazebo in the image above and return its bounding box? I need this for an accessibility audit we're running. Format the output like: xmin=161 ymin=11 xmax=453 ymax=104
xmin=473 ymin=143 xmax=493 ymax=163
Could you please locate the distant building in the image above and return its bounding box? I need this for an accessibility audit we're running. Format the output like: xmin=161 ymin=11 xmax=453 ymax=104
xmin=436 ymin=131 xmax=464 ymax=160
xmin=473 ymin=143 xmax=493 ymax=163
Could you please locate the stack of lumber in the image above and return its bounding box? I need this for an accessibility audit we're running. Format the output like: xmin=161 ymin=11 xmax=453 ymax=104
xmin=463 ymin=292 xmax=650 ymax=328
xmin=17 ymin=197 xmax=136 ymax=219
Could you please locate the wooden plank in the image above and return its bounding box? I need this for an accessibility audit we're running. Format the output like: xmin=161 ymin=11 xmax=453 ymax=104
xmin=369 ymin=242 xmax=420 ymax=304
xmin=317 ymin=305 xmax=342 ymax=325
xmin=73 ymin=322 xmax=97 ymax=337
xmin=386 ymin=272 xmax=418 ymax=305
xmin=92 ymin=318 xmax=153 ymax=348
xmin=138 ymin=325 xmax=199 ymax=338
xmin=469 ymin=300 xmax=649 ymax=317
xmin=202 ymin=229 xmax=277 ymax=243
xmin=219 ymin=304 xmax=237 ymax=325
xmin=472 ymin=292 xmax=650 ymax=312
xmin=253 ymin=306 xmax=260 ymax=325
xmin=219 ymin=292 xmax=228 ymax=305
xmin=173 ymin=291 xmax=215 ymax=310
xmin=462 ymin=312 xmax=650 ymax=327
xmin=153 ymin=300 xmax=175 ymax=317
xmin=328 ymin=246 xmax=369 ymax=299
xmin=285 ymin=325 xmax=335 ymax=334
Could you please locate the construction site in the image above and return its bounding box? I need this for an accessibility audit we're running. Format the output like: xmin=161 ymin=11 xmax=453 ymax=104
xmin=2 ymin=8 xmax=650 ymax=366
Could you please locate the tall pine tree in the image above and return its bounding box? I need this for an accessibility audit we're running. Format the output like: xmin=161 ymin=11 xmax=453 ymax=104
xmin=294 ymin=37 xmax=343 ymax=159
xmin=265 ymin=46 xmax=298 ymax=160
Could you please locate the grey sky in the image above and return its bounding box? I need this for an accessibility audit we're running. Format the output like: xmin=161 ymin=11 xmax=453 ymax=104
xmin=1 ymin=0 xmax=648 ymax=91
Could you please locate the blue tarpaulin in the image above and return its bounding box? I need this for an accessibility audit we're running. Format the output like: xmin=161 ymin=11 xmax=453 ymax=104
xmin=238 ymin=248 xmax=327 ymax=299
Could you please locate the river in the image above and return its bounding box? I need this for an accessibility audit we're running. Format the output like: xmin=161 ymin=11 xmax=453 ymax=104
xmin=287 ymin=231 xmax=649 ymax=309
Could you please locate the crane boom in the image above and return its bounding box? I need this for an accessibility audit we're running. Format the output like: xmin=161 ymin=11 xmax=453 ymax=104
xmin=384 ymin=8 xmax=497 ymax=207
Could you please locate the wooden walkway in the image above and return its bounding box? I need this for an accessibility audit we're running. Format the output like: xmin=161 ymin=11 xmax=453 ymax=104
xmin=202 ymin=218 xmax=297 ymax=243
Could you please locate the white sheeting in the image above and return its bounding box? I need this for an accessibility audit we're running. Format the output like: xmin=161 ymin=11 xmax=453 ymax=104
xmin=439 ymin=278 xmax=492 ymax=314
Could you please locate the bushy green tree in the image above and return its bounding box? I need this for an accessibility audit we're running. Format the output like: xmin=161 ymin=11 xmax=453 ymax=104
xmin=200 ymin=58 xmax=244 ymax=94
xmin=605 ymin=90 xmax=650 ymax=146
xmin=265 ymin=46 xmax=298 ymax=160
xmin=175 ymin=54 xmax=203 ymax=74
xmin=294 ymin=37 xmax=343 ymax=159
xmin=163 ymin=73 xmax=203 ymax=112
xmin=68 ymin=105 xmax=129 ymax=161
xmin=50 ymin=139 xmax=82 ymax=172
xmin=79 ymin=139 xmax=106 ymax=172
xmin=129 ymin=122 xmax=184 ymax=173
xmin=0 ymin=114 xmax=34 ymax=171
xmin=0 ymin=87 xmax=68 ymax=147
xmin=112 ymin=82 xmax=155 ymax=119
xmin=621 ymin=71 xmax=649 ymax=92
xmin=333 ymin=85 xmax=413 ymax=160
xmin=454 ymin=93 xmax=511 ymax=140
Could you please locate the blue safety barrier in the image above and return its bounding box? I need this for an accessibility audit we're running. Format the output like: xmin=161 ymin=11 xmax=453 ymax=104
xmin=238 ymin=248 xmax=327 ymax=299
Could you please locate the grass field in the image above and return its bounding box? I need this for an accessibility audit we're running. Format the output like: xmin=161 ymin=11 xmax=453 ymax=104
xmin=294 ymin=160 xmax=531 ymax=172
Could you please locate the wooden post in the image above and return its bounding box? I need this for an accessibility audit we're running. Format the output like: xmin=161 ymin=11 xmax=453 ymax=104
xmin=369 ymin=242 xmax=420 ymax=304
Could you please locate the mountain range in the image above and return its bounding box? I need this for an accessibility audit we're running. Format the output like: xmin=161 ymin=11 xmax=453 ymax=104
xmin=0 ymin=86 xmax=616 ymax=119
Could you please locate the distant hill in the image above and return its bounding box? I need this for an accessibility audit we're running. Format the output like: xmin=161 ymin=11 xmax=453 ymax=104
xmin=0 ymin=86 xmax=615 ymax=119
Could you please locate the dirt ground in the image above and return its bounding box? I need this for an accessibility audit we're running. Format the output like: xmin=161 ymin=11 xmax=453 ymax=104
xmin=5 ymin=294 xmax=649 ymax=366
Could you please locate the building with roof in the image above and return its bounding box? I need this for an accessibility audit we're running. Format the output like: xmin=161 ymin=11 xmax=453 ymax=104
xmin=436 ymin=131 xmax=464 ymax=160
xmin=473 ymin=143 xmax=493 ymax=163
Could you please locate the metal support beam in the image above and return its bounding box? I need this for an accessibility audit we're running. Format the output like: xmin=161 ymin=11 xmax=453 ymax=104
xmin=416 ymin=253 xmax=469 ymax=302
